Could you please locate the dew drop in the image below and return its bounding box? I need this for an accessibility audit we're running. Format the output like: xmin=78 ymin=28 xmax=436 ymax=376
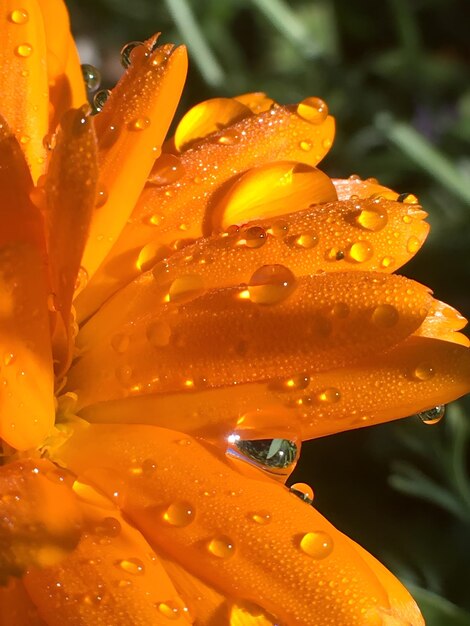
xmin=94 ymin=517 xmax=122 ymax=538
xmin=162 ymin=501 xmax=195 ymax=527
xmin=250 ymin=511 xmax=272 ymax=525
xmin=15 ymin=43 xmax=33 ymax=57
xmin=93 ymin=89 xmax=111 ymax=113
xmin=157 ymin=601 xmax=181 ymax=620
xmin=296 ymin=97 xmax=329 ymax=124
xmin=381 ymin=256 xmax=394 ymax=269
xmin=146 ymin=320 xmax=172 ymax=347
xmin=242 ymin=226 xmax=267 ymax=249
xmin=371 ymin=304 xmax=399 ymax=328
xmin=130 ymin=117 xmax=151 ymax=131
xmin=290 ymin=482 xmax=314 ymax=504
xmin=216 ymin=128 xmax=239 ymax=145
xmin=142 ymin=458 xmax=158 ymax=475
xmin=299 ymin=140 xmax=312 ymax=151
xmin=120 ymin=41 xmax=143 ymax=68
xmin=417 ymin=405 xmax=445 ymax=425
xmin=95 ymin=186 xmax=108 ymax=208
xmin=277 ymin=374 xmax=310 ymax=391
xmin=233 ymin=438 xmax=298 ymax=470
xmin=110 ymin=333 xmax=130 ymax=354
xmin=330 ymin=302 xmax=349 ymax=318
xmin=168 ymin=275 xmax=205 ymax=304
xmin=9 ymin=8 xmax=29 ymax=24
xmin=412 ymin=362 xmax=435 ymax=381
xmin=317 ymin=387 xmax=341 ymax=403
xmin=207 ymin=536 xmax=235 ymax=559
xmin=294 ymin=232 xmax=318 ymax=249
xmin=248 ymin=264 xmax=297 ymax=305
xmin=322 ymin=137 xmax=332 ymax=149
xmin=148 ymin=153 xmax=185 ymax=186
xmin=136 ymin=242 xmax=172 ymax=272
xmin=397 ymin=193 xmax=419 ymax=204
xmin=3 ymin=352 xmax=15 ymax=367
xmin=406 ymin=236 xmax=420 ymax=254
xmin=356 ymin=208 xmax=388 ymax=232
xmin=81 ymin=64 xmax=101 ymax=92
xmin=115 ymin=558 xmax=145 ymax=575
xmin=348 ymin=241 xmax=373 ymax=263
xmin=269 ymin=220 xmax=289 ymax=238
xmin=299 ymin=531 xmax=333 ymax=559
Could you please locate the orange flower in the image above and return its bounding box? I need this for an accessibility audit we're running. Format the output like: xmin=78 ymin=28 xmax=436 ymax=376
xmin=0 ymin=1 xmax=469 ymax=624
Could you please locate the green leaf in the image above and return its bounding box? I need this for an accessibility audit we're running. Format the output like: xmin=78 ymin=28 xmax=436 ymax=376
xmin=406 ymin=584 xmax=470 ymax=626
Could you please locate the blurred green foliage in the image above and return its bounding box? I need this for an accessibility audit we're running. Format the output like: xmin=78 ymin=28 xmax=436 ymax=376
xmin=66 ymin=0 xmax=470 ymax=620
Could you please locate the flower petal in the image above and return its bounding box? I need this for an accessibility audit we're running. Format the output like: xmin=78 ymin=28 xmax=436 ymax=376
xmin=69 ymin=272 xmax=431 ymax=409
xmin=0 ymin=118 xmax=54 ymax=450
xmin=79 ymin=39 xmax=188 ymax=285
xmin=56 ymin=424 xmax=420 ymax=626
xmin=0 ymin=459 xmax=82 ymax=583
xmin=75 ymin=102 xmax=335 ymax=322
xmin=24 ymin=496 xmax=191 ymax=626
xmin=414 ymin=299 xmax=469 ymax=346
xmin=0 ymin=0 xmax=48 ymax=181
xmin=0 ymin=579 xmax=48 ymax=625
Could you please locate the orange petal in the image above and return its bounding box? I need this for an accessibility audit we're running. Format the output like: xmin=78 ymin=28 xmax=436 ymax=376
xmin=0 ymin=459 xmax=82 ymax=583
xmin=39 ymin=0 xmax=87 ymax=130
xmin=56 ymin=423 xmax=417 ymax=626
xmin=68 ymin=273 xmax=431 ymax=409
xmin=234 ymin=92 xmax=275 ymax=113
xmin=0 ymin=579 xmax=47 ymax=626
xmin=414 ymin=299 xmax=469 ymax=346
xmin=79 ymin=39 xmax=188 ymax=285
xmin=75 ymin=102 xmax=335 ymax=323
xmin=44 ymin=106 xmax=98 ymax=372
xmin=333 ymin=177 xmax=400 ymax=201
xmin=0 ymin=118 xmax=54 ymax=450
xmin=24 ymin=495 xmax=191 ymax=626
xmin=0 ymin=0 xmax=48 ymax=181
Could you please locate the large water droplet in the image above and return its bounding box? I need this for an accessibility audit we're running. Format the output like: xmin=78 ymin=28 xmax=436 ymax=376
xmin=94 ymin=517 xmax=122 ymax=538
xmin=148 ymin=153 xmax=185 ymax=186
xmin=248 ymin=264 xmax=296 ymax=305
xmin=241 ymin=226 xmax=267 ymax=249
xmin=156 ymin=601 xmax=181 ymax=620
xmin=296 ymin=97 xmax=329 ymax=124
xmin=348 ymin=241 xmax=373 ymax=263
xmin=356 ymin=208 xmax=388 ymax=232
xmin=120 ymin=41 xmax=143 ymax=68
xmin=168 ymin=275 xmax=205 ymax=304
xmin=371 ymin=304 xmax=399 ymax=328
xmin=232 ymin=438 xmax=298 ymax=470
xmin=299 ymin=531 xmax=333 ymax=559
xmin=93 ymin=89 xmax=111 ymax=113
xmin=407 ymin=236 xmax=420 ymax=254
xmin=290 ymin=482 xmax=314 ymax=504
xmin=207 ymin=536 xmax=235 ymax=559
xmin=317 ymin=387 xmax=341 ymax=403
xmin=412 ymin=362 xmax=435 ymax=381
xmin=129 ymin=117 xmax=151 ymax=131
xmin=110 ymin=333 xmax=130 ymax=354
xmin=115 ymin=558 xmax=145 ymax=575
xmin=249 ymin=511 xmax=272 ymax=525
xmin=146 ymin=320 xmax=172 ymax=347
xmin=9 ymin=9 xmax=29 ymax=24
xmin=417 ymin=405 xmax=445 ymax=425
xmin=162 ymin=501 xmax=195 ymax=527
xmin=81 ymin=64 xmax=101 ymax=92
xmin=15 ymin=43 xmax=33 ymax=57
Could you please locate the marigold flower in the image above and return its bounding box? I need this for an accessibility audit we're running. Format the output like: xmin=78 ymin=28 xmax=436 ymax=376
xmin=0 ymin=1 xmax=469 ymax=624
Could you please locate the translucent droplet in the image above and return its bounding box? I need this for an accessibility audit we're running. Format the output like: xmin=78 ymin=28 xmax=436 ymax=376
xmin=371 ymin=304 xmax=399 ymax=328
xmin=407 ymin=236 xmax=420 ymax=254
xmin=296 ymin=97 xmax=329 ymax=124
xmin=250 ymin=511 xmax=272 ymax=525
xmin=207 ymin=536 xmax=235 ymax=559
xmin=142 ymin=458 xmax=158 ymax=475
xmin=110 ymin=333 xmax=130 ymax=354
xmin=162 ymin=501 xmax=195 ymax=527
xmin=216 ymin=128 xmax=239 ymax=145
xmin=317 ymin=388 xmax=341 ymax=403
xmin=93 ymin=89 xmax=111 ymax=113
xmin=168 ymin=275 xmax=205 ymax=304
xmin=81 ymin=64 xmax=101 ymax=92
xmin=397 ymin=193 xmax=419 ymax=204
xmin=94 ymin=517 xmax=121 ymax=538
xmin=242 ymin=226 xmax=267 ymax=249
xmin=148 ymin=153 xmax=185 ymax=186
xmin=276 ymin=374 xmax=310 ymax=391
xmin=15 ymin=43 xmax=33 ymax=57
xmin=248 ymin=264 xmax=297 ymax=305
xmin=157 ymin=601 xmax=181 ymax=620
xmin=146 ymin=320 xmax=172 ymax=347
xmin=417 ymin=405 xmax=445 ymax=425
xmin=95 ymin=186 xmax=108 ymax=208
xmin=299 ymin=531 xmax=333 ymax=559
xmin=412 ymin=362 xmax=435 ymax=381
xmin=299 ymin=140 xmax=312 ymax=151
xmin=136 ymin=242 xmax=172 ymax=273
xmin=356 ymin=208 xmax=388 ymax=232
xmin=234 ymin=438 xmax=298 ymax=470
xmin=269 ymin=220 xmax=289 ymax=238
xmin=120 ymin=41 xmax=143 ymax=68
xmin=330 ymin=302 xmax=349 ymax=318
xmin=9 ymin=9 xmax=29 ymax=24
xmin=322 ymin=137 xmax=332 ymax=149
xmin=348 ymin=241 xmax=373 ymax=263
xmin=130 ymin=117 xmax=151 ymax=131
xmin=290 ymin=482 xmax=314 ymax=504
xmin=19 ymin=134 xmax=30 ymax=144
xmin=294 ymin=232 xmax=318 ymax=249
xmin=3 ymin=352 xmax=15 ymax=367
xmin=381 ymin=256 xmax=394 ymax=269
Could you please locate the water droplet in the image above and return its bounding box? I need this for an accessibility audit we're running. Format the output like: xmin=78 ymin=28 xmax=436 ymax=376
xmin=81 ymin=64 xmax=101 ymax=92
xmin=148 ymin=153 xmax=184 ymax=186
xmin=110 ymin=333 xmax=130 ymax=354
xmin=269 ymin=220 xmax=289 ymax=238
xmin=168 ymin=275 xmax=205 ymax=304
xmin=299 ymin=531 xmax=333 ymax=559
xmin=371 ymin=304 xmax=399 ymax=328
xmin=9 ymin=8 xmax=29 ymax=24
xmin=130 ymin=117 xmax=151 ymax=131
xmin=294 ymin=232 xmax=318 ymax=249
xmin=412 ymin=362 xmax=435 ymax=381
xmin=242 ymin=226 xmax=267 ymax=249
xmin=146 ymin=320 xmax=172 ymax=347
xmin=216 ymin=128 xmax=239 ymax=145
xmin=276 ymin=374 xmax=310 ymax=391
xmin=15 ymin=43 xmax=33 ymax=57
xmin=402 ymin=214 xmax=412 ymax=224
xmin=348 ymin=241 xmax=373 ymax=263
xmin=356 ymin=208 xmax=388 ymax=232
xmin=95 ymin=186 xmax=108 ymax=208
xmin=157 ymin=601 xmax=181 ymax=620
xmin=207 ymin=536 xmax=235 ymax=559
xmin=381 ymin=256 xmax=394 ymax=269
xmin=93 ymin=89 xmax=111 ymax=113
xmin=322 ymin=137 xmax=332 ymax=149
xmin=19 ymin=134 xmax=30 ymax=144
xmin=397 ymin=193 xmax=419 ymax=204
xmin=248 ymin=264 xmax=297 ymax=305
xmin=250 ymin=511 xmax=272 ymax=525
xmin=407 ymin=236 xmax=420 ymax=254
xmin=74 ymin=266 xmax=88 ymax=296
xmin=3 ymin=352 xmax=15 ymax=367
xmin=115 ymin=558 xmax=145 ymax=575
xmin=136 ymin=242 xmax=172 ymax=273
xmin=417 ymin=405 xmax=445 ymax=425
xmin=330 ymin=302 xmax=349 ymax=318
xmin=233 ymin=438 xmax=298 ymax=470
xmin=296 ymin=97 xmax=329 ymax=124
xmin=290 ymin=482 xmax=314 ymax=504
xmin=299 ymin=140 xmax=312 ymax=151
xmin=162 ymin=501 xmax=195 ymax=527
xmin=94 ymin=517 xmax=122 ymax=538
xmin=142 ymin=458 xmax=158 ymax=475
xmin=120 ymin=41 xmax=143 ymax=68
xmin=317 ymin=387 xmax=341 ymax=403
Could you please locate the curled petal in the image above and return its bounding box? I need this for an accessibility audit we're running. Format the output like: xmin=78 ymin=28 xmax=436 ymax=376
xmin=75 ymin=102 xmax=335 ymax=322
xmin=414 ymin=299 xmax=469 ymax=346
xmin=80 ymin=38 xmax=188 ymax=284
xmin=0 ymin=0 xmax=48 ymax=181
xmin=69 ymin=273 xmax=432 ymax=408
xmin=0 ymin=459 xmax=82 ymax=583
xmin=24 ymin=497 xmax=190 ymax=626
xmin=56 ymin=424 xmax=421 ymax=626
